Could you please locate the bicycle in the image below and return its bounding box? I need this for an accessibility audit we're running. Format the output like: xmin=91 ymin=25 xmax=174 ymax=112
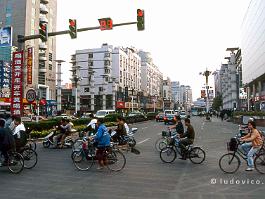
xmin=0 ymin=151 xmax=24 ymax=174
xmin=155 ymin=130 xmax=176 ymax=152
xmin=219 ymin=136 xmax=265 ymax=174
xmin=72 ymin=137 xmax=126 ymax=172
xmin=159 ymin=130 xmax=206 ymax=164
xmin=17 ymin=145 xmax=38 ymax=169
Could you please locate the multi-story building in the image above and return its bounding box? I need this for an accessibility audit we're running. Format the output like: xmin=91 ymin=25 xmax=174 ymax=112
xmin=163 ymin=77 xmax=173 ymax=109
xmin=171 ymin=81 xmax=180 ymax=102
xmin=71 ymin=44 xmax=141 ymax=112
xmin=241 ymin=0 xmax=265 ymax=111
xmin=219 ymin=49 xmax=238 ymax=110
xmin=178 ymin=85 xmax=193 ymax=111
xmin=138 ymin=50 xmax=163 ymax=111
xmin=0 ymin=0 xmax=57 ymax=113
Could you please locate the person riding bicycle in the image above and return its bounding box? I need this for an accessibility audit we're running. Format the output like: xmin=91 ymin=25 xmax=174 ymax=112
xmin=178 ymin=118 xmax=195 ymax=160
xmin=112 ymin=116 xmax=127 ymax=145
xmin=90 ymin=118 xmax=110 ymax=170
xmin=240 ymin=120 xmax=263 ymax=171
xmin=12 ymin=116 xmax=27 ymax=151
xmin=83 ymin=118 xmax=98 ymax=137
xmin=169 ymin=116 xmax=184 ymax=137
xmin=0 ymin=120 xmax=15 ymax=166
xmin=58 ymin=119 xmax=72 ymax=148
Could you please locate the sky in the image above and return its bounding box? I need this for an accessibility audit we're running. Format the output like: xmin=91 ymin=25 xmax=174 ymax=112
xmin=56 ymin=0 xmax=251 ymax=100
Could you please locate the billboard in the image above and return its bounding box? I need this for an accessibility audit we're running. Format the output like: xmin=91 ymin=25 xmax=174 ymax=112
xmin=0 ymin=27 xmax=12 ymax=47
xmin=0 ymin=60 xmax=11 ymax=97
xmin=11 ymin=51 xmax=23 ymax=116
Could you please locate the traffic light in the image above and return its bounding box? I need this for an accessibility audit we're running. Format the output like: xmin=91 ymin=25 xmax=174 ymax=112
xmin=137 ymin=9 xmax=145 ymax=31
xmin=69 ymin=19 xmax=77 ymax=39
xmin=39 ymin=23 xmax=48 ymax=42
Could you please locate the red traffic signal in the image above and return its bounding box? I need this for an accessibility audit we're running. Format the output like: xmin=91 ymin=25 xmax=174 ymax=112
xmin=69 ymin=19 xmax=77 ymax=39
xmin=137 ymin=9 xmax=145 ymax=31
xmin=137 ymin=9 xmax=143 ymax=17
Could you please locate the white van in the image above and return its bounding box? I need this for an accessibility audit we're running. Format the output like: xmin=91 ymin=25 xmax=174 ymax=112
xmin=95 ymin=110 xmax=115 ymax=118
xmin=164 ymin=110 xmax=174 ymax=115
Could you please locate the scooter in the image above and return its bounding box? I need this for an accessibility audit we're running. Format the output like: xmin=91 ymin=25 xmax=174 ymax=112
xmin=43 ymin=129 xmax=74 ymax=148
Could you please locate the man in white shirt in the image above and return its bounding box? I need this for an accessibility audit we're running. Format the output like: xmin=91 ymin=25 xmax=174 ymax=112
xmin=13 ymin=116 xmax=26 ymax=139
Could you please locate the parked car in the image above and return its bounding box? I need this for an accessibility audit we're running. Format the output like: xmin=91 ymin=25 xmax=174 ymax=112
xmin=55 ymin=114 xmax=78 ymax=120
xmin=156 ymin=113 xmax=165 ymax=122
xmin=164 ymin=114 xmax=177 ymax=125
xmin=179 ymin=111 xmax=187 ymax=119
xmin=95 ymin=110 xmax=116 ymax=118
xmin=21 ymin=116 xmax=32 ymax=122
xmin=32 ymin=115 xmax=48 ymax=121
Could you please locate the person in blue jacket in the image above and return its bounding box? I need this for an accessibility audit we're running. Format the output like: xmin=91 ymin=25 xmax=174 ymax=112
xmin=93 ymin=118 xmax=110 ymax=170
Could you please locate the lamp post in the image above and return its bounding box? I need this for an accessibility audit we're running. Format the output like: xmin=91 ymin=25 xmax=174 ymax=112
xmin=54 ymin=60 xmax=65 ymax=113
xmin=199 ymin=69 xmax=212 ymax=114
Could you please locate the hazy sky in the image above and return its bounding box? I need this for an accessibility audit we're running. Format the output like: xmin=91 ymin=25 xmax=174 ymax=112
xmin=56 ymin=0 xmax=251 ymax=99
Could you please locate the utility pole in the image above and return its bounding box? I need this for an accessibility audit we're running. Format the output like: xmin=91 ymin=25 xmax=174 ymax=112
xmin=55 ymin=60 xmax=65 ymax=113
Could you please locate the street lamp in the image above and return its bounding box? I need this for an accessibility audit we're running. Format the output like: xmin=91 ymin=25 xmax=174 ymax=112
xmin=54 ymin=60 xmax=65 ymax=113
xmin=199 ymin=69 xmax=212 ymax=114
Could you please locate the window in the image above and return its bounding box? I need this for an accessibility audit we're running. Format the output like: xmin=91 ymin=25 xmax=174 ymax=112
xmin=49 ymin=53 xmax=52 ymax=61
xmin=104 ymin=60 xmax=110 ymax=66
xmin=104 ymin=52 xmax=110 ymax=57
xmin=84 ymin=87 xmax=90 ymax=92
xmin=88 ymin=53 xmax=93 ymax=58
xmin=88 ymin=61 xmax=93 ymax=66
xmin=99 ymin=87 xmax=103 ymax=92
xmin=105 ymin=68 xmax=110 ymax=74
xmin=49 ymin=64 xmax=52 ymax=70
xmin=105 ymin=77 xmax=109 ymax=82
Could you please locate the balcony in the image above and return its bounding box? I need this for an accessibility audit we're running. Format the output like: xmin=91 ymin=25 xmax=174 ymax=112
xmin=39 ymin=68 xmax=47 ymax=73
xmin=40 ymin=0 xmax=49 ymax=4
xmin=39 ymin=16 xmax=48 ymax=23
xmin=40 ymin=5 xmax=49 ymax=14
xmin=39 ymin=55 xmax=47 ymax=61
xmin=39 ymin=43 xmax=47 ymax=50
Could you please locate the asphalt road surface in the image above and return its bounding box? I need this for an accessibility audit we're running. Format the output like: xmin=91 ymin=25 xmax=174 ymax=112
xmin=0 ymin=117 xmax=264 ymax=199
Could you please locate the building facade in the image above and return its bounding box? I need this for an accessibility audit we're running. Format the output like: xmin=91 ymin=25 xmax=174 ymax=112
xmin=0 ymin=0 xmax=57 ymax=110
xmin=241 ymin=0 xmax=265 ymax=111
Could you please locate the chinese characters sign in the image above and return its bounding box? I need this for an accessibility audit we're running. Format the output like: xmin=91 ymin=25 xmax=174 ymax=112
xmin=27 ymin=47 xmax=33 ymax=84
xmin=0 ymin=60 xmax=11 ymax=97
xmin=11 ymin=51 xmax=23 ymax=116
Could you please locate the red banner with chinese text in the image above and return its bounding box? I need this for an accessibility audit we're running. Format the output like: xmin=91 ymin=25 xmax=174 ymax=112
xmin=11 ymin=51 xmax=24 ymax=116
xmin=27 ymin=47 xmax=33 ymax=84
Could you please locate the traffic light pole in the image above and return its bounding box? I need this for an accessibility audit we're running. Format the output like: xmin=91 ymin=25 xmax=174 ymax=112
xmin=17 ymin=21 xmax=137 ymax=44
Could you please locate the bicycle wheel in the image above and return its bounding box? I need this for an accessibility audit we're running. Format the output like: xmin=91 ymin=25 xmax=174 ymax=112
xmin=189 ymin=147 xmax=206 ymax=164
xmin=219 ymin=153 xmax=240 ymax=174
xmin=155 ymin=137 xmax=166 ymax=152
xmin=255 ymin=152 xmax=265 ymax=174
xmin=73 ymin=151 xmax=94 ymax=171
xmin=106 ymin=150 xmax=126 ymax=172
xmin=160 ymin=147 xmax=176 ymax=163
xmin=8 ymin=152 xmax=24 ymax=174
xmin=22 ymin=148 xmax=38 ymax=169
xmin=27 ymin=140 xmax=37 ymax=151
xmin=72 ymin=139 xmax=83 ymax=152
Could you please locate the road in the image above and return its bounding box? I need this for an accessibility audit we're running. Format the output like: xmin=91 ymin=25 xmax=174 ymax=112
xmin=0 ymin=117 xmax=264 ymax=199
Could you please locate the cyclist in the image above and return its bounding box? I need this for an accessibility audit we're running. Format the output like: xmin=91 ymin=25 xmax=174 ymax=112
xmin=169 ymin=116 xmax=184 ymax=136
xmin=12 ymin=116 xmax=26 ymax=150
xmin=90 ymin=118 xmax=110 ymax=170
xmin=0 ymin=120 xmax=15 ymax=166
xmin=112 ymin=116 xmax=127 ymax=145
xmin=240 ymin=120 xmax=263 ymax=171
xmin=58 ymin=119 xmax=72 ymax=148
xmin=178 ymin=118 xmax=195 ymax=160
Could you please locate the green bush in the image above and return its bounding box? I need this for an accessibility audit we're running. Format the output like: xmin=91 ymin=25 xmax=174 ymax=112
xmin=233 ymin=111 xmax=265 ymax=117
xmin=104 ymin=113 xmax=122 ymax=122
xmin=146 ymin=112 xmax=157 ymax=120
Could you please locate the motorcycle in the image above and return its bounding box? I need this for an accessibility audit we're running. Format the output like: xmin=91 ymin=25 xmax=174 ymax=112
xmin=43 ymin=129 xmax=74 ymax=148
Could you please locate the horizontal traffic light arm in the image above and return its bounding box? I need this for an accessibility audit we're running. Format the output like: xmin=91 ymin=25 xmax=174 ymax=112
xmin=18 ymin=21 xmax=137 ymax=43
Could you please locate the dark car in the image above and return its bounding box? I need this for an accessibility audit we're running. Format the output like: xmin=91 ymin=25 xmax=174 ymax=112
xmin=156 ymin=113 xmax=165 ymax=122
xmin=164 ymin=114 xmax=177 ymax=125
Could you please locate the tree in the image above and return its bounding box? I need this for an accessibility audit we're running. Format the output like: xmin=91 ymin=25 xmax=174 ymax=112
xmin=212 ymin=95 xmax=222 ymax=111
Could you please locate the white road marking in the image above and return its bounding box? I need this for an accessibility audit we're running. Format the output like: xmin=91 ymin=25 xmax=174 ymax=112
xmin=138 ymin=138 xmax=151 ymax=144
xmin=142 ymin=127 xmax=148 ymax=130
xmin=157 ymin=132 xmax=162 ymax=135
xmin=201 ymin=122 xmax=205 ymax=130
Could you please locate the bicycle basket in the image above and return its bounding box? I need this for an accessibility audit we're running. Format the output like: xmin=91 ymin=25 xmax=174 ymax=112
xmin=227 ymin=137 xmax=238 ymax=151
xmin=162 ymin=131 xmax=169 ymax=137
xmin=167 ymin=137 xmax=175 ymax=145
